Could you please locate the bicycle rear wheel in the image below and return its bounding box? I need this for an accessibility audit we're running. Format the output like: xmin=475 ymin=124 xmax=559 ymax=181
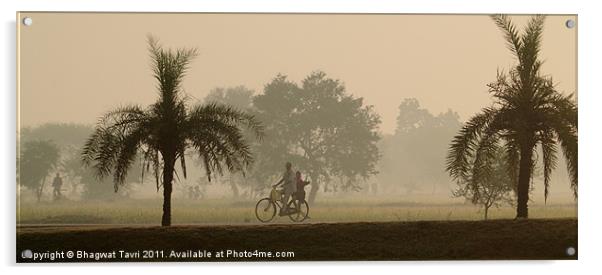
xmin=287 ymin=199 xmax=309 ymax=222
xmin=255 ymin=198 xmax=276 ymax=223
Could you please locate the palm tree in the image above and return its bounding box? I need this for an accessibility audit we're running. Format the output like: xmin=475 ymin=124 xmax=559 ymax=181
xmin=82 ymin=36 xmax=263 ymax=226
xmin=446 ymin=15 xmax=577 ymax=219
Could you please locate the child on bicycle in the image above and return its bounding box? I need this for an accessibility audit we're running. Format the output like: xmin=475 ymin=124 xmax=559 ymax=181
xmin=295 ymin=171 xmax=310 ymax=202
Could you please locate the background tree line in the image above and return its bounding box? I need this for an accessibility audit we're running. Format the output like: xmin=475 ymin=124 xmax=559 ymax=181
xmin=17 ymin=16 xmax=578 ymax=223
xmin=377 ymin=98 xmax=462 ymax=196
xmin=19 ymin=85 xmax=468 ymax=204
xmin=19 ymin=124 xmax=141 ymax=201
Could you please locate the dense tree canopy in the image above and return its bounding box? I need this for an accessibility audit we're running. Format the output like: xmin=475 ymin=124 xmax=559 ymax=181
xmin=253 ymin=71 xmax=381 ymax=202
xmin=21 ymin=123 xmax=92 ymax=148
xmin=19 ymin=140 xmax=61 ymax=201
xmin=378 ymin=98 xmax=462 ymax=194
xmin=204 ymin=86 xmax=255 ymax=110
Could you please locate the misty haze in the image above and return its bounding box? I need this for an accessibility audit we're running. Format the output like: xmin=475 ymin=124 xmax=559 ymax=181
xmin=17 ymin=13 xmax=577 ymax=261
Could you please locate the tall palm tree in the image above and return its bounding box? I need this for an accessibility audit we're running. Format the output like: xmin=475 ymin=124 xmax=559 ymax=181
xmin=446 ymin=15 xmax=577 ymax=219
xmin=82 ymin=36 xmax=263 ymax=226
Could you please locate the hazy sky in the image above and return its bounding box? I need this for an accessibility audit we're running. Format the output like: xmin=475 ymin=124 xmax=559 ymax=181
xmin=18 ymin=13 xmax=576 ymax=134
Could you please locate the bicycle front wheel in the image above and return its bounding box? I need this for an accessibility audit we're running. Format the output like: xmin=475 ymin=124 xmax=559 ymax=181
xmin=287 ymin=199 xmax=309 ymax=222
xmin=255 ymin=198 xmax=276 ymax=223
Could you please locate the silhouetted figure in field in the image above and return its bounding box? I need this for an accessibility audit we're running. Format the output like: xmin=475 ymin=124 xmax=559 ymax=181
xmin=52 ymin=173 xmax=63 ymax=201
xmin=194 ymin=186 xmax=202 ymax=199
xmin=295 ymin=171 xmax=310 ymax=202
xmin=274 ymin=162 xmax=296 ymax=216
xmin=187 ymin=186 xmax=195 ymax=199
xmin=187 ymin=185 xmax=202 ymax=200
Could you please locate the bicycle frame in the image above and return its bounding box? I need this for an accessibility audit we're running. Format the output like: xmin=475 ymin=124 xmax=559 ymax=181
xmin=269 ymin=188 xmax=296 ymax=210
xmin=256 ymin=187 xmax=309 ymax=223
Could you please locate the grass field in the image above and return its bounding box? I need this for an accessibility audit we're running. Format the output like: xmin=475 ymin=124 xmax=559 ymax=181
xmin=17 ymin=196 xmax=577 ymax=225
xmin=17 ymin=218 xmax=577 ymax=261
xmin=16 ymin=196 xmax=577 ymax=261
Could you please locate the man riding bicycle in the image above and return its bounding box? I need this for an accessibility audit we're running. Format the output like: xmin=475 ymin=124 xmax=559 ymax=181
xmin=273 ymin=162 xmax=296 ymax=216
xmin=255 ymin=162 xmax=310 ymax=223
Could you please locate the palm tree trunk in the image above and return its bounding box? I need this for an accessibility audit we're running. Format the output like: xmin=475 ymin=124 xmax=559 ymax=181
xmin=161 ymin=159 xmax=175 ymax=226
xmin=516 ymin=144 xmax=534 ymax=219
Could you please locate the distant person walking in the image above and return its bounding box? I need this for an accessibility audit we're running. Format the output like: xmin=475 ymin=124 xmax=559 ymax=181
xmin=52 ymin=172 xmax=63 ymax=200
xmin=274 ymin=162 xmax=296 ymax=215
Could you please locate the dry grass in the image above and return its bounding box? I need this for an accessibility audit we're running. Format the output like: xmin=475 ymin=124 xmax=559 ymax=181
xmin=17 ymin=197 xmax=577 ymax=225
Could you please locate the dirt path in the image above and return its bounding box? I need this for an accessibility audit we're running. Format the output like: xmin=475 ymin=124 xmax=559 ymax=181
xmin=17 ymin=218 xmax=577 ymax=262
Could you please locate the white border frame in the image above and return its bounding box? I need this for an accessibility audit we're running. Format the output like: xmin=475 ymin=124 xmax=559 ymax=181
xmin=2 ymin=1 xmax=601 ymax=274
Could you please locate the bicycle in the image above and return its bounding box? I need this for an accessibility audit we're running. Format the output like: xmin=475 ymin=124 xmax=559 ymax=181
xmin=255 ymin=186 xmax=309 ymax=223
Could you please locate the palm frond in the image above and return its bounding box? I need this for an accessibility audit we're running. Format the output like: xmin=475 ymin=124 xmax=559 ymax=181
xmin=470 ymin=131 xmax=501 ymax=202
xmin=521 ymin=15 xmax=546 ymax=73
xmin=547 ymin=92 xmax=578 ymax=129
xmin=446 ymin=107 xmax=499 ymax=181
xmin=112 ymin=127 xmax=146 ymax=191
xmin=179 ymin=149 xmax=187 ymax=179
xmin=539 ymin=130 xmax=558 ymax=203
xmin=153 ymin=150 xmax=161 ymax=191
xmin=189 ymin=103 xmax=264 ymax=139
xmin=491 ymin=14 xmax=523 ymax=61
xmin=81 ymin=105 xmax=149 ymax=190
xmin=549 ymin=115 xmax=578 ymax=198
xmin=190 ymin=120 xmax=252 ymax=172
xmin=503 ymin=137 xmax=521 ymax=193
xmin=147 ymin=35 xmax=198 ymax=105
xmin=185 ymin=103 xmax=262 ymax=181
